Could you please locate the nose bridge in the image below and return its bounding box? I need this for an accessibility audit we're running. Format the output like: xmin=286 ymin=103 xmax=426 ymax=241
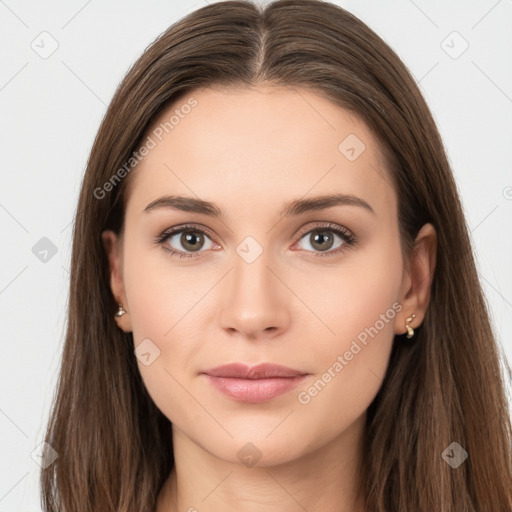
xmin=219 ymin=240 xmax=290 ymax=337
xmin=233 ymin=245 xmax=275 ymax=299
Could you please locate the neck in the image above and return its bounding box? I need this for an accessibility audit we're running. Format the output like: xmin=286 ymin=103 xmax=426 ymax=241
xmin=156 ymin=414 xmax=367 ymax=512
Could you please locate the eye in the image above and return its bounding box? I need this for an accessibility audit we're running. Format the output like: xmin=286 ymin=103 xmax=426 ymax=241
xmin=155 ymin=224 xmax=218 ymax=259
xmin=155 ymin=222 xmax=356 ymax=260
xmin=292 ymin=222 xmax=356 ymax=258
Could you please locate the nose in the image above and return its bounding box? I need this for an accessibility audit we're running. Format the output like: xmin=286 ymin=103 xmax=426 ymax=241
xmin=218 ymin=250 xmax=291 ymax=340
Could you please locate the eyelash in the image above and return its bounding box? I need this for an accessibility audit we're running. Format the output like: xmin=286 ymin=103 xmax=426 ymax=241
xmin=154 ymin=222 xmax=357 ymax=260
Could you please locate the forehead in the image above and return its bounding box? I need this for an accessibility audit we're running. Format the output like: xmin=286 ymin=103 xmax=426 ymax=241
xmin=125 ymin=85 xmax=396 ymax=221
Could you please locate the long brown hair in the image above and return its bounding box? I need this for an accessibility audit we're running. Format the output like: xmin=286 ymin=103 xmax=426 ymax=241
xmin=40 ymin=1 xmax=512 ymax=510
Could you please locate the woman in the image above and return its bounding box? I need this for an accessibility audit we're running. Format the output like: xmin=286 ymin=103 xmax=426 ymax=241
xmin=40 ymin=0 xmax=512 ymax=510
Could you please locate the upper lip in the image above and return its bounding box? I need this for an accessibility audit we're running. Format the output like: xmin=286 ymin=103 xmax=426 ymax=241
xmin=202 ymin=363 xmax=307 ymax=379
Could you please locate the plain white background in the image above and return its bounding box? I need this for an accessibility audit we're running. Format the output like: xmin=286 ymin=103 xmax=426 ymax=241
xmin=1 ymin=0 xmax=511 ymax=510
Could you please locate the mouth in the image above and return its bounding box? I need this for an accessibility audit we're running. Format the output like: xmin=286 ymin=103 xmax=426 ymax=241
xmin=201 ymin=363 xmax=309 ymax=403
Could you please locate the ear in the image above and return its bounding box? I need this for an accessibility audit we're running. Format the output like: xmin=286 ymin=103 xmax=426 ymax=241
xmin=102 ymin=230 xmax=132 ymax=333
xmin=394 ymin=223 xmax=437 ymax=337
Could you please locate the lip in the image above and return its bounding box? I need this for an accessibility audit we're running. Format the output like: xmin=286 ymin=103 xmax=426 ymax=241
xmin=202 ymin=363 xmax=308 ymax=403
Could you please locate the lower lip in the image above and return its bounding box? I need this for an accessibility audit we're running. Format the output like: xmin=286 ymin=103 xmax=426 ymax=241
xmin=204 ymin=375 xmax=307 ymax=403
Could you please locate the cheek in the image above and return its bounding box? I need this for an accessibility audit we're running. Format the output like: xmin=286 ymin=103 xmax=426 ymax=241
xmin=123 ymin=236 xmax=205 ymax=342
xmin=292 ymin=237 xmax=403 ymax=434
xmin=121 ymin=243 xmax=206 ymax=424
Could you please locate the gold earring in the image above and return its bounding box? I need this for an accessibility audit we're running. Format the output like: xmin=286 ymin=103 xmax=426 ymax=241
xmin=115 ymin=303 xmax=126 ymax=317
xmin=405 ymin=314 xmax=416 ymax=339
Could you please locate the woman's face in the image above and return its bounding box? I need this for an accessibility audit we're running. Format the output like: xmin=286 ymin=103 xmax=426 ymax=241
xmin=104 ymin=85 xmax=418 ymax=466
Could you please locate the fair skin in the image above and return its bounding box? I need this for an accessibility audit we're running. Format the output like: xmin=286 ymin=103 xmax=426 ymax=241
xmin=102 ymin=85 xmax=436 ymax=512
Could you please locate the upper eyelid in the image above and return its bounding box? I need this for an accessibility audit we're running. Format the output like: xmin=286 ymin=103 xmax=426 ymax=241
xmin=295 ymin=222 xmax=352 ymax=238
xmin=160 ymin=223 xmax=217 ymax=242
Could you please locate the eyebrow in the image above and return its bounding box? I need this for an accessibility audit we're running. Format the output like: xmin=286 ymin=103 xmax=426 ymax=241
xmin=143 ymin=193 xmax=375 ymax=217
